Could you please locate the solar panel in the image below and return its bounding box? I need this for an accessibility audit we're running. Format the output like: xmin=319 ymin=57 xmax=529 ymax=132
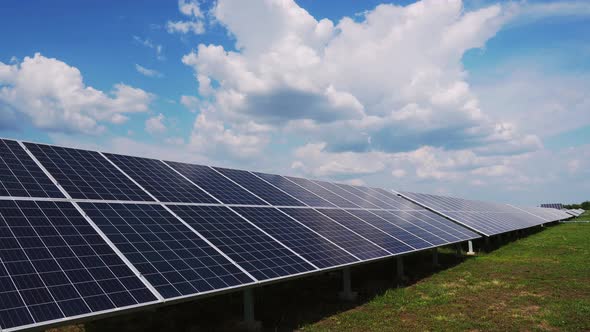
xmin=0 ymin=200 xmax=157 ymax=330
xmin=0 ymin=140 xmax=64 ymax=199
xmin=165 ymin=162 xmax=267 ymax=206
xmin=285 ymin=176 xmax=360 ymax=208
xmin=344 ymin=209 xmax=433 ymax=249
xmin=79 ymin=203 xmax=253 ymax=299
xmin=368 ymin=210 xmax=448 ymax=246
xmin=408 ymin=210 xmax=481 ymax=240
xmin=168 ymin=205 xmax=316 ymax=280
xmin=279 ymin=208 xmax=389 ymax=260
xmin=401 ymin=191 xmax=547 ymax=236
xmin=372 ymin=188 xmax=424 ymax=210
xmin=253 ymin=172 xmax=335 ymax=207
xmin=103 ymin=153 xmax=217 ymax=204
xmin=24 ymin=143 xmax=153 ymax=201
xmin=330 ymin=183 xmax=394 ymax=209
xmin=214 ymin=168 xmax=305 ymax=206
xmin=0 ymin=138 xmax=492 ymax=331
xmin=311 ymin=180 xmax=380 ymax=209
xmin=231 ymin=207 xmax=358 ymax=268
xmin=317 ymin=209 xmax=413 ymax=254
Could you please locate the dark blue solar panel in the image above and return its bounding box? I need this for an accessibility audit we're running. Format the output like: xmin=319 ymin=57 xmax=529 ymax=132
xmin=0 ymin=139 xmax=64 ymax=198
xmin=169 ymin=205 xmax=316 ymax=281
xmin=317 ymin=209 xmax=413 ymax=254
xmin=369 ymin=210 xmax=448 ymax=246
xmin=345 ymin=210 xmax=432 ymax=249
xmin=24 ymin=143 xmax=153 ymax=201
xmin=253 ymin=173 xmax=335 ymax=207
xmin=80 ymin=203 xmax=253 ymax=299
xmin=214 ymin=168 xmax=305 ymax=206
xmin=232 ymin=207 xmax=358 ymax=269
xmin=0 ymin=200 xmax=156 ymax=330
xmin=279 ymin=208 xmax=389 ymax=260
xmin=104 ymin=154 xmax=217 ymax=204
xmin=312 ymin=181 xmax=380 ymax=209
xmin=165 ymin=162 xmax=267 ymax=206
xmin=285 ymin=177 xmax=359 ymax=208
xmin=333 ymin=184 xmax=396 ymax=209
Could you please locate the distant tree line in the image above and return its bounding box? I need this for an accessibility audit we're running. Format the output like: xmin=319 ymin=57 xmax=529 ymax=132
xmin=563 ymin=201 xmax=590 ymax=210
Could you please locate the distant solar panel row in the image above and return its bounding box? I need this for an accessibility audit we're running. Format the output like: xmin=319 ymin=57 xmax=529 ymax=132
xmin=399 ymin=192 xmax=567 ymax=236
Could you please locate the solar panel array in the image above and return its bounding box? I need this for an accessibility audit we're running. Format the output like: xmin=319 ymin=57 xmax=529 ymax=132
xmin=2 ymin=137 xmax=562 ymax=331
xmin=540 ymin=203 xmax=564 ymax=209
xmin=399 ymin=191 xmax=569 ymax=236
xmin=565 ymin=209 xmax=584 ymax=217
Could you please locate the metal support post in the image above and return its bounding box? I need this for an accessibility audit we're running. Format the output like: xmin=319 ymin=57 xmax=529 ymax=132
xmin=338 ymin=267 xmax=357 ymax=301
xmin=467 ymin=240 xmax=475 ymax=255
xmin=432 ymin=248 xmax=439 ymax=267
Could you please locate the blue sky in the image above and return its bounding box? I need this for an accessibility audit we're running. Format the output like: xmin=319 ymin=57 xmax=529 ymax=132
xmin=0 ymin=0 xmax=589 ymax=205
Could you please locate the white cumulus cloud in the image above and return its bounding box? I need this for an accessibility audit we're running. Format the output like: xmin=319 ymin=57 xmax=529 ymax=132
xmin=0 ymin=53 xmax=153 ymax=135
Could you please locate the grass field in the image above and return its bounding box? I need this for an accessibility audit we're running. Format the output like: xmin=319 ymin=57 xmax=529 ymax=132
xmin=302 ymin=220 xmax=590 ymax=331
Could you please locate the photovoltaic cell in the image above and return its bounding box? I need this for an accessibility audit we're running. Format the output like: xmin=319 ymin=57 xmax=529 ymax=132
xmin=79 ymin=203 xmax=253 ymax=299
xmin=0 ymin=200 xmax=157 ymax=330
xmin=279 ymin=208 xmax=389 ymax=261
xmin=317 ymin=209 xmax=413 ymax=254
xmin=231 ymin=207 xmax=358 ymax=269
xmin=285 ymin=177 xmax=360 ymax=208
xmin=104 ymin=154 xmax=217 ymax=204
xmin=25 ymin=143 xmax=152 ymax=201
xmin=0 ymin=139 xmax=64 ymax=198
xmin=165 ymin=162 xmax=267 ymax=206
xmin=214 ymin=168 xmax=305 ymax=206
xmin=253 ymin=172 xmax=335 ymax=207
xmin=169 ymin=205 xmax=316 ymax=280
xmin=312 ymin=180 xmax=380 ymax=209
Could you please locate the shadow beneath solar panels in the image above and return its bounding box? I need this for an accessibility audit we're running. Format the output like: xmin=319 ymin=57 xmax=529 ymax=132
xmin=80 ymin=247 xmax=469 ymax=332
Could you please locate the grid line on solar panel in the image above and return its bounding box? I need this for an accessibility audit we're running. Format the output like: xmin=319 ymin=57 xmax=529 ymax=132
xmin=103 ymin=154 xmax=217 ymax=204
xmin=317 ymin=209 xmax=414 ymax=254
xmin=279 ymin=208 xmax=390 ymax=261
xmin=231 ymin=207 xmax=359 ymax=269
xmin=23 ymin=143 xmax=153 ymax=202
xmin=0 ymin=140 xmax=64 ymax=199
xmin=373 ymin=188 xmax=428 ymax=210
xmin=213 ymin=168 xmax=305 ymax=207
xmin=252 ymin=172 xmax=335 ymax=207
xmin=168 ymin=205 xmax=317 ymax=281
xmin=285 ymin=177 xmax=360 ymax=208
xmin=0 ymin=200 xmax=157 ymax=330
xmin=311 ymin=180 xmax=380 ymax=209
xmin=395 ymin=210 xmax=476 ymax=242
xmin=331 ymin=183 xmax=395 ymax=209
xmin=165 ymin=162 xmax=267 ymax=206
xmin=79 ymin=202 xmax=254 ymax=299
xmin=343 ymin=209 xmax=433 ymax=249
xmin=409 ymin=210 xmax=480 ymax=240
xmin=400 ymin=191 xmax=547 ymax=235
xmin=369 ymin=210 xmax=448 ymax=246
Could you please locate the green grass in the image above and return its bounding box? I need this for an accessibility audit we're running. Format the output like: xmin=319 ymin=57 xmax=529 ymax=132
xmin=302 ymin=223 xmax=590 ymax=332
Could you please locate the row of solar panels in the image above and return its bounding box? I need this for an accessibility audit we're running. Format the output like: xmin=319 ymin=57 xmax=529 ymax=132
xmin=398 ymin=192 xmax=570 ymax=237
xmin=0 ymin=138 xmax=570 ymax=331
xmin=565 ymin=209 xmax=585 ymax=217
